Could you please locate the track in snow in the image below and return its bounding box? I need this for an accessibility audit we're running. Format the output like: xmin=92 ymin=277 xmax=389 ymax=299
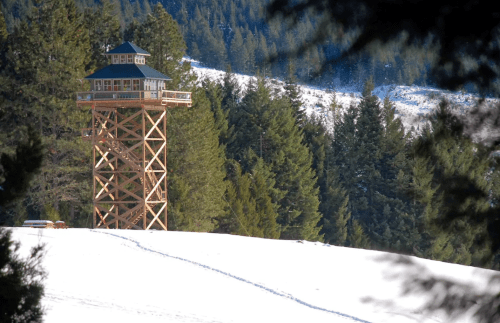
xmin=93 ymin=230 xmax=372 ymax=323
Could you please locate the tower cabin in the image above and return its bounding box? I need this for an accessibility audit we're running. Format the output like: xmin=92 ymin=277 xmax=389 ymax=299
xmin=77 ymin=42 xmax=191 ymax=108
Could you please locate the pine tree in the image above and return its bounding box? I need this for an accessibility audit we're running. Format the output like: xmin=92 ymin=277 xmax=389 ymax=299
xmin=83 ymin=0 xmax=121 ymax=71
xmin=134 ymin=3 xmax=190 ymax=87
xmin=121 ymin=0 xmax=134 ymax=26
xmin=219 ymin=68 xmax=240 ymax=160
xmin=321 ymin=177 xmax=351 ymax=246
xmin=377 ymin=96 xmax=423 ymax=253
xmin=0 ymin=228 xmax=45 ymax=323
xmin=284 ymin=62 xmax=306 ymax=126
xmin=0 ymin=0 xmax=92 ymax=224
xmin=256 ymin=31 xmax=270 ymax=76
xmin=349 ymin=219 xmax=370 ymax=249
xmin=228 ymin=78 xmax=322 ymax=240
xmin=167 ymin=87 xmax=227 ymax=232
xmin=222 ymin=157 xmax=280 ymax=238
xmin=411 ymin=101 xmax=493 ymax=265
xmin=123 ymin=17 xmax=139 ymax=42
xmin=229 ymin=28 xmax=249 ymax=73
xmin=356 ymin=77 xmax=383 ymax=209
xmin=224 ymin=160 xmax=256 ymax=236
xmin=0 ymin=9 xmax=7 ymax=44
xmin=0 ymin=128 xmax=43 ymax=225
xmin=202 ymin=78 xmax=230 ymax=147
xmin=331 ymin=102 xmax=361 ymax=220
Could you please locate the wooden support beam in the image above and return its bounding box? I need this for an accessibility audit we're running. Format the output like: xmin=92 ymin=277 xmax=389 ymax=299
xmin=90 ymin=103 xmax=173 ymax=230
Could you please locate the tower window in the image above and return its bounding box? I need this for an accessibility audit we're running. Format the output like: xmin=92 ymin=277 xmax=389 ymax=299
xmin=133 ymin=79 xmax=140 ymax=91
xmin=114 ymin=80 xmax=122 ymax=91
xmin=135 ymin=55 xmax=145 ymax=64
xmin=123 ymin=80 xmax=131 ymax=91
xmin=95 ymin=80 xmax=102 ymax=91
xmin=113 ymin=55 xmax=119 ymax=64
xmin=104 ymin=80 xmax=112 ymax=91
xmin=127 ymin=55 xmax=133 ymax=63
xmin=120 ymin=55 xmax=126 ymax=64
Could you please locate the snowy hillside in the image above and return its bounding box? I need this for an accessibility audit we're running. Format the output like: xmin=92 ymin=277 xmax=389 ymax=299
xmin=10 ymin=228 xmax=499 ymax=323
xmin=188 ymin=59 xmax=499 ymax=135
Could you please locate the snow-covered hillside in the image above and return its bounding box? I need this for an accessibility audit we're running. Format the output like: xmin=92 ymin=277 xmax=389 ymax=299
xmin=10 ymin=228 xmax=499 ymax=323
xmin=188 ymin=59 xmax=499 ymax=136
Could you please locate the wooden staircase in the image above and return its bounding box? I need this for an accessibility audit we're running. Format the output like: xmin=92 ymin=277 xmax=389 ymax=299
xmin=95 ymin=112 xmax=165 ymax=229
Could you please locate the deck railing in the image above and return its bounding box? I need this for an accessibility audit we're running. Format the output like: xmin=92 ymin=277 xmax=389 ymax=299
xmin=77 ymin=90 xmax=191 ymax=103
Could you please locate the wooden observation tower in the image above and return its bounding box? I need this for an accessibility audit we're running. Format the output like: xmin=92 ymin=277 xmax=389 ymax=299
xmin=77 ymin=42 xmax=191 ymax=230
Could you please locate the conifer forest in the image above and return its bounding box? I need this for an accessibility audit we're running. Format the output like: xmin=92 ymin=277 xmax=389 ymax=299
xmin=0 ymin=0 xmax=499 ymax=271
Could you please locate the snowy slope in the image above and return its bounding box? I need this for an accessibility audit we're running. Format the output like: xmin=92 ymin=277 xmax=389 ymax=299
xmin=188 ymin=59 xmax=499 ymax=135
xmin=9 ymin=228 xmax=499 ymax=323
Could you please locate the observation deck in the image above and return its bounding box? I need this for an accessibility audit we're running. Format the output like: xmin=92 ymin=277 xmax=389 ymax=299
xmin=76 ymin=90 xmax=192 ymax=108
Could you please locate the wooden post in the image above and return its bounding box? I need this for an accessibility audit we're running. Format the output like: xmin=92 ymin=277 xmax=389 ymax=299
xmin=92 ymin=107 xmax=96 ymax=229
xmin=164 ymin=107 xmax=168 ymax=230
xmin=142 ymin=107 xmax=146 ymax=230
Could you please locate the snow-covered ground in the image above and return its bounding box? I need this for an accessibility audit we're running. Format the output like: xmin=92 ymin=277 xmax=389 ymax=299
xmin=187 ymin=59 xmax=499 ymax=135
xmin=9 ymin=228 xmax=500 ymax=323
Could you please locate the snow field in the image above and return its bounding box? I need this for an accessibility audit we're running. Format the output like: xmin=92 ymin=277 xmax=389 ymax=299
xmin=187 ymin=59 xmax=499 ymax=135
xmin=9 ymin=228 xmax=499 ymax=323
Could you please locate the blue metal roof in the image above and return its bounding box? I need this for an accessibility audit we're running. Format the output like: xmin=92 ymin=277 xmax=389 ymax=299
xmin=105 ymin=42 xmax=151 ymax=56
xmin=85 ymin=64 xmax=172 ymax=80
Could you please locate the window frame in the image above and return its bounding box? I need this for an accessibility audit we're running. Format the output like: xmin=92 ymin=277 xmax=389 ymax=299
xmin=104 ymin=80 xmax=112 ymax=91
xmin=123 ymin=79 xmax=131 ymax=91
xmin=113 ymin=79 xmax=122 ymax=91
xmin=132 ymin=79 xmax=140 ymax=91
xmin=95 ymin=80 xmax=102 ymax=91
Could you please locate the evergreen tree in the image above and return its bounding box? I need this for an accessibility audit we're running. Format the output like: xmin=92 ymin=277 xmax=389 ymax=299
xmin=331 ymin=102 xmax=361 ymax=220
xmin=229 ymin=28 xmax=249 ymax=73
xmin=222 ymin=157 xmax=280 ymax=238
xmin=228 ymin=78 xmax=322 ymax=240
xmin=411 ymin=101 xmax=494 ymax=265
xmin=348 ymin=219 xmax=370 ymax=249
xmin=256 ymin=31 xmax=270 ymax=76
xmin=123 ymin=18 xmax=139 ymax=43
xmin=0 ymin=228 xmax=45 ymax=323
xmin=321 ymin=177 xmax=351 ymax=246
xmin=0 ymin=128 xmax=43 ymax=225
xmin=202 ymin=78 xmax=230 ymax=147
xmin=133 ymin=3 xmax=189 ymax=88
xmin=83 ymin=0 xmax=121 ymax=71
xmin=377 ymin=96 xmax=423 ymax=253
xmin=283 ymin=62 xmax=306 ymax=127
xmin=224 ymin=160 xmax=256 ymax=236
xmin=218 ymin=67 xmax=240 ymax=158
xmin=0 ymin=0 xmax=92 ymax=224
xmin=167 ymin=87 xmax=227 ymax=232
xmin=0 ymin=9 xmax=7 ymax=44
xmin=133 ymin=0 xmax=143 ymax=20
xmin=355 ymin=77 xmax=383 ymax=215
xmin=121 ymin=0 xmax=134 ymax=25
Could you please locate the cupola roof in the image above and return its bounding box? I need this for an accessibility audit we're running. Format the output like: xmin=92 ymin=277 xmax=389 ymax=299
xmin=104 ymin=42 xmax=151 ymax=56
